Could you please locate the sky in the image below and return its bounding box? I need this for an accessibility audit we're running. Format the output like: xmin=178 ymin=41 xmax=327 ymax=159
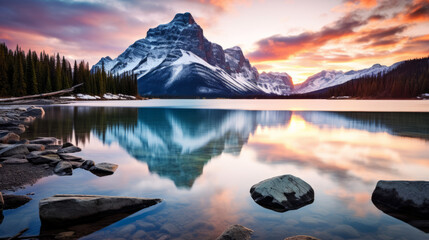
xmin=0 ymin=0 xmax=428 ymax=84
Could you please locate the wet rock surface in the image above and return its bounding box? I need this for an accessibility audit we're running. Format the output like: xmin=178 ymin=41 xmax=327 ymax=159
xmin=250 ymin=174 xmax=314 ymax=212
xmin=39 ymin=194 xmax=162 ymax=226
xmin=2 ymin=194 xmax=32 ymax=209
xmin=372 ymin=180 xmax=429 ymax=233
xmin=90 ymin=162 xmax=118 ymax=176
xmin=216 ymin=224 xmax=253 ymax=240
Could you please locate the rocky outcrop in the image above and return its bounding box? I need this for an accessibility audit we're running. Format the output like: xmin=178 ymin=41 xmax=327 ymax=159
xmin=216 ymin=224 xmax=253 ymax=240
xmin=39 ymin=194 xmax=162 ymax=226
xmin=372 ymin=180 xmax=429 ymax=233
xmin=250 ymin=174 xmax=314 ymax=212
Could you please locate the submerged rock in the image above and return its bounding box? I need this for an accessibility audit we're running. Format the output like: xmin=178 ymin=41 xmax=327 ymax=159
xmin=250 ymin=174 xmax=314 ymax=212
xmin=216 ymin=224 xmax=253 ymax=240
xmin=2 ymin=194 xmax=32 ymax=209
xmin=90 ymin=162 xmax=118 ymax=176
xmin=0 ymin=144 xmax=30 ymax=157
xmin=372 ymin=180 xmax=429 ymax=233
xmin=39 ymin=194 xmax=162 ymax=226
xmin=57 ymin=146 xmax=81 ymax=154
xmin=54 ymin=161 xmax=73 ymax=175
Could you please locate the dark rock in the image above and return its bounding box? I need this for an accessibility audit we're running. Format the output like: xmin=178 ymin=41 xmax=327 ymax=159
xmin=80 ymin=160 xmax=95 ymax=170
xmin=21 ymin=106 xmax=45 ymax=118
xmin=250 ymin=174 xmax=314 ymax=212
xmin=215 ymin=224 xmax=253 ymax=240
xmin=2 ymin=194 xmax=32 ymax=209
xmin=3 ymin=124 xmax=26 ymax=134
xmin=69 ymin=161 xmax=83 ymax=169
xmin=25 ymin=144 xmax=45 ymax=152
xmin=62 ymin=142 xmax=74 ymax=148
xmin=54 ymin=161 xmax=73 ymax=175
xmin=57 ymin=146 xmax=81 ymax=154
xmin=90 ymin=162 xmax=118 ymax=176
xmin=59 ymin=154 xmax=83 ymax=162
xmin=372 ymin=180 xmax=429 ymax=233
xmin=0 ymin=192 xmax=4 ymax=210
xmin=0 ymin=131 xmax=20 ymax=144
xmin=30 ymin=137 xmax=58 ymax=145
xmin=39 ymin=194 xmax=162 ymax=226
xmin=0 ymin=144 xmax=30 ymax=157
xmin=284 ymin=236 xmax=320 ymax=240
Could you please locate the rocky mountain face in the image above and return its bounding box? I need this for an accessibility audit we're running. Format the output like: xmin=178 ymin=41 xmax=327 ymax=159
xmin=92 ymin=12 xmax=292 ymax=97
xmin=258 ymin=72 xmax=294 ymax=95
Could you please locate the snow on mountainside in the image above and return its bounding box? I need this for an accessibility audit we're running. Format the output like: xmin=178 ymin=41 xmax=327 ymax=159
xmin=92 ymin=12 xmax=277 ymax=97
xmin=258 ymin=72 xmax=294 ymax=95
xmin=294 ymin=62 xmax=403 ymax=94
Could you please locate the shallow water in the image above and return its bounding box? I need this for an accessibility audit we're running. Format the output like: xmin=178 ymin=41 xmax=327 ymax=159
xmin=1 ymin=100 xmax=429 ymax=239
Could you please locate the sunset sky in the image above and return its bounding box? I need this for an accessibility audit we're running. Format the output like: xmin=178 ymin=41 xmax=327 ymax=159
xmin=0 ymin=0 xmax=428 ymax=83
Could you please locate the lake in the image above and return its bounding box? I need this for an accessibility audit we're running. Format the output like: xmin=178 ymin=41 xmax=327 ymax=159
xmin=1 ymin=100 xmax=429 ymax=239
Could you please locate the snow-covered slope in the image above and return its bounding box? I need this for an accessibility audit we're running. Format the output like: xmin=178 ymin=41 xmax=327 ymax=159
xmin=258 ymin=72 xmax=294 ymax=95
xmin=294 ymin=62 xmax=403 ymax=94
xmin=92 ymin=12 xmax=274 ymax=97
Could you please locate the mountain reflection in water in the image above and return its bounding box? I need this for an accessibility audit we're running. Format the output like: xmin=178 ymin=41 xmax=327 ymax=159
xmin=23 ymin=107 xmax=429 ymax=189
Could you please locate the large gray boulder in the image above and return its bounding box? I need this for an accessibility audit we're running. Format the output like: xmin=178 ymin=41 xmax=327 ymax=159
xmin=39 ymin=194 xmax=162 ymax=226
xmin=90 ymin=162 xmax=118 ymax=176
xmin=0 ymin=144 xmax=30 ymax=157
xmin=216 ymin=224 xmax=253 ymax=240
xmin=250 ymin=175 xmax=314 ymax=212
xmin=54 ymin=161 xmax=73 ymax=175
xmin=372 ymin=180 xmax=429 ymax=233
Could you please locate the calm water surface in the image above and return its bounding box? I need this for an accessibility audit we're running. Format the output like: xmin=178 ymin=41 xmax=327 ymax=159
xmin=1 ymin=100 xmax=429 ymax=239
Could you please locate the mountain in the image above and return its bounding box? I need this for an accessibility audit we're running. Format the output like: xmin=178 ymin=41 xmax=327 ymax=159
xmin=258 ymin=72 xmax=294 ymax=95
xmin=294 ymin=62 xmax=403 ymax=94
xmin=92 ymin=12 xmax=285 ymax=97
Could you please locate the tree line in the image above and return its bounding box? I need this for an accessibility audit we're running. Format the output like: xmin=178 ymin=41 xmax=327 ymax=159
xmin=0 ymin=43 xmax=137 ymax=97
xmin=296 ymin=57 xmax=429 ymax=99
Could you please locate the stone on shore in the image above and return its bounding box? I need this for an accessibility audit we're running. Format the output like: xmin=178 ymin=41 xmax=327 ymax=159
xmin=250 ymin=174 xmax=314 ymax=212
xmin=30 ymin=137 xmax=58 ymax=145
xmin=0 ymin=144 xmax=30 ymax=157
xmin=54 ymin=161 xmax=73 ymax=175
xmin=39 ymin=194 xmax=162 ymax=226
xmin=21 ymin=106 xmax=45 ymax=118
xmin=215 ymin=225 xmax=253 ymax=240
xmin=0 ymin=131 xmax=20 ymax=143
xmin=80 ymin=160 xmax=94 ymax=170
xmin=28 ymin=154 xmax=61 ymax=164
xmin=45 ymin=145 xmax=62 ymax=150
xmin=62 ymin=142 xmax=74 ymax=148
xmin=57 ymin=146 xmax=81 ymax=154
xmin=25 ymin=144 xmax=45 ymax=152
xmin=89 ymin=162 xmax=118 ymax=176
xmin=284 ymin=236 xmax=320 ymax=240
xmin=372 ymin=180 xmax=429 ymax=232
xmin=59 ymin=154 xmax=83 ymax=162
xmin=0 ymin=192 xmax=4 ymax=210
xmin=2 ymin=194 xmax=32 ymax=209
